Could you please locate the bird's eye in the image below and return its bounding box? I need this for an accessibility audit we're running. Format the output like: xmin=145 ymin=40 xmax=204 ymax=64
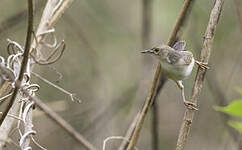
xmin=153 ymin=48 xmax=159 ymax=53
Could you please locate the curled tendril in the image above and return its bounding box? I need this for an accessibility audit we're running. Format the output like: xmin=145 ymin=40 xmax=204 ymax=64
xmin=22 ymin=101 xmax=34 ymax=123
xmin=23 ymin=73 xmax=30 ymax=83
xmin=31 ymin=40 xmax=65 ymax=65
xmin=23 ymin=84 xmax=40 ymax=92
xmin=0 ymin=56 xmax=5 ymax=64
xmin=21 ymin=83 xmax=40 ymax=98
xmin=0 ymin=64 xmax=16 ymax=82
xmin=39 ymin=31 xmax=57 ymax=48
xmin=7 ymin=53 xmax=23 ymax=70
xmin=7 ymin=39 xmax=24 ymax=55
xmin=19 ymin=130 xmax=36 ymax=147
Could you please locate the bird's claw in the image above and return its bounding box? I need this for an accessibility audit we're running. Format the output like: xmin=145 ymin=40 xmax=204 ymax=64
xmin=195 ymin=61 xmax=210 ymax=70
xmin=184 ymin=100 xmax=198 ymax=111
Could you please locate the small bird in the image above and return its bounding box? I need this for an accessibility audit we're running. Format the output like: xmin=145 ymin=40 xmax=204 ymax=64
xmin=141 ymin=41 xmax=208 ymax=110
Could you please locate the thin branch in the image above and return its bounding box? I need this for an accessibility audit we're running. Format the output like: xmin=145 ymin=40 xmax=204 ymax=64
xmin=31 ymin=72 xmax=81 ymax=102
xmin=176 ymin=0 xmax=224 ymax=150
xmin=34 ymin=98 xmax=97 ymax=150
xmin=126 ymin=0 xmax=194 ymax=149
xmin=0 ymin=0 xmax=33 ymax=126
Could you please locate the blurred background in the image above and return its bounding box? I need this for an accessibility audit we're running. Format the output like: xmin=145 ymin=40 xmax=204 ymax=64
xmin=0 ymin=0 xmax=242 ymax=150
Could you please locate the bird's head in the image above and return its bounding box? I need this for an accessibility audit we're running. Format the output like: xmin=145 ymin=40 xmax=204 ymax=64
xmin=141 ymin=45 xmax=171 ymax=60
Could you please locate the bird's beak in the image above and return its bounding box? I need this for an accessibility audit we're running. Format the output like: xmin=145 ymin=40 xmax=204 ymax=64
xmin=141 ymin=49 xmax=153 ymax=53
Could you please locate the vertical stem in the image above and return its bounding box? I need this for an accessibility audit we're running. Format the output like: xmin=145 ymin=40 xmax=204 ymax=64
xmin=0 ymin=0 xmax=33 ymax=127
xmin=176 ymin=0 xmax=224 ymax=150
xmin=126 ymin=0 xmax=194 ymax=149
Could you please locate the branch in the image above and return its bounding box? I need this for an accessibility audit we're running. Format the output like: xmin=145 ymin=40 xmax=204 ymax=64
xmin=0 ymin=0 xmax=33 ymax=127
xmin=34 ymin=98 xmax=97 ymax=150
xmin=126 ymin=0 xmax=194 ymax=149
xmin=176 ymin=0 xmax=224 ymax=150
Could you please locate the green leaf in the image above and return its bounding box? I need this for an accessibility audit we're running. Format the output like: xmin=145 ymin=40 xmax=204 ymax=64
xmin=235 ymin=87 xmax=242 ymax=95
xmin=214 ymin=100 xmax=242 ymax=117
xmin=228 ymin=121 xmax=242 ymax=133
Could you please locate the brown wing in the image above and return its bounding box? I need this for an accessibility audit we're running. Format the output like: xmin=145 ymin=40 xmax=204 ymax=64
xmin=182 ymin=51 xmax=193 ymax=65
xmin=173 ymin=41 xmax=186 ymax=51
xmin=167 ymin=51 xmax=181 ymax=64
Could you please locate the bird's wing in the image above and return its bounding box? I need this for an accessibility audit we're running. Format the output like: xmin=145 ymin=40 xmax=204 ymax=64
xmin=165 ymin=51 xmax=192 ymax=65
xmin=173 ymin=41 xmax=186 ymax=51
xmin=181 ymin=51 xmax=193 ymax=65
xmin=166 ymin=51 xmax=181 ymax=64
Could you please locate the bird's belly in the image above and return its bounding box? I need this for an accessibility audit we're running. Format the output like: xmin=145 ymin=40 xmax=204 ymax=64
xmin=161 ymin=59 xmax=194 ymax=80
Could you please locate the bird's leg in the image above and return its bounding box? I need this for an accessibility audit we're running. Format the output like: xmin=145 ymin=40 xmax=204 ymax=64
xmin=176 ymin=80 xmax=198 ymax=110
xmin=195 ymin=60 xmax=210 ymax=69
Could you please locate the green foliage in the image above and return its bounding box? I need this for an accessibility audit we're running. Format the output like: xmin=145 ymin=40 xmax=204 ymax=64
xmin=214 ymin=100 xmax=242 ymax=117
xmin=215 ymin=89 xmax=242 ymax=132
xmin=228 ymin=121 xmax=242 ymax=133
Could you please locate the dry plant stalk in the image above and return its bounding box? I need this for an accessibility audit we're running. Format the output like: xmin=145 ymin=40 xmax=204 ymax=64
xmin=0 ymin=0 xmax=82 ymax=149
xmin=176 ymin=0 xmax=224 ymax=150
xmin=34 ymin=98 xmax=97 ymax=150
xmin=126 ymin=0 xmax=194 ymax=149
xmin=0 ymin=0 xmax=33 ymax=127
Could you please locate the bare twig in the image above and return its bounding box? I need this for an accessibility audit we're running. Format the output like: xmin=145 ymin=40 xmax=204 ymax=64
xmin=126 ymin=0 xmax=194 ymax=149
xmin=34 ymin=98 xmax=97 ymax=150
xmin=0 ymin=0 xmax=33 ymax=127
xmin=31 ymin=72 xmax=81 ymax=103
xmin=176 ymin=0 xmax=224 ymax=150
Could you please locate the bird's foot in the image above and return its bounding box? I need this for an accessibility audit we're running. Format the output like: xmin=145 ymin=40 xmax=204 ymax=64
xmin=195 ymin=61 xmax=210 ymax=70
xmin=184 ymin=100 xmax=198 ymax=111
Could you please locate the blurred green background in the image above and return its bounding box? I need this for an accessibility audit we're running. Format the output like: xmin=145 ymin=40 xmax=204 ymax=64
xmin=0 ymin=0 xmax=242 ymax=150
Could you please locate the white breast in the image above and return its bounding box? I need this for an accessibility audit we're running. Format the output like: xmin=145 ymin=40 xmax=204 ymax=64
xmin=184 ymin=58 xmax=195 ymax=77
xmin=160 ymin=58 xmax=195 ymax=80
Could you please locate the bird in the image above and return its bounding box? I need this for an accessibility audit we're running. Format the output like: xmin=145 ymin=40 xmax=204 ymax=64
xmin=141 ymin=40 xmax=208 ymax=110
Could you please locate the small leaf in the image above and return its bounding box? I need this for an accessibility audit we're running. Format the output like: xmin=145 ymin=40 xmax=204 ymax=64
xmin=235 ymin=87 xmax=242 ymax=95
xmin=214 ymin=100 xmax=242 ymax=117
xmin=228 ymin=121 xmax=242 ymax=133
